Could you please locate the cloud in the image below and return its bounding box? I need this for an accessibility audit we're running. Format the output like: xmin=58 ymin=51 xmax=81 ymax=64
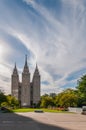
xmin=0 ymin=0 xmax=86 ymax=94
xmin=21 ymin=0 xmax=86 ymax=93
xmin=0 ymin=63 xmax=12 ymax=94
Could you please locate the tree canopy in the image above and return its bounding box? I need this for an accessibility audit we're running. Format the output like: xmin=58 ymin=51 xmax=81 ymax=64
xmin=40 ymin=74 xmax=86 ymax=108
xmin=0 ymin=91 xmax=19 ymax=108
xmin=76 ymin=74 xmax=86 ymax=106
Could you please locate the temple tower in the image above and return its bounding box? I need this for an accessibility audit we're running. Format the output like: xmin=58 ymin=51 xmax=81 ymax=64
xmin=21 ymin=55 xmax=30 ymax=107
xmin=32 ymin=64 xmax=40 ymax=105
xmin=11 ymin=63 xmax=19 ymax=100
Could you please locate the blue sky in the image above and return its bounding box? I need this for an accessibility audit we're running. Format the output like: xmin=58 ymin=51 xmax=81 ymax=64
xmin=0 ymin=0 xmax=86 ymax=95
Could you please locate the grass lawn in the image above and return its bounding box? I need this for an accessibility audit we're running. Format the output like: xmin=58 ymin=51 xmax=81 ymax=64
xmin=12 ymin=108 xmax=70 ymax=113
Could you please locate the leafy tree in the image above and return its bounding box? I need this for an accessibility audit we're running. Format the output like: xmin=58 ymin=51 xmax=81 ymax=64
xmin=55 ymin=89 xmax=78 ymax=108
xmin=41 ymin=94 xmax=49 ymax=98
xmin=0 ymin=91 xmax=7 ymax=106
xmin=77 ymin=75 xmax=86 ymax=96
xmin=76 ymin=75 xmax=86 ymax=106
xmin=1 ymin=102 xmax=8 ymax=107
xmin=41 ymin=96 xmax=55 ymax=108
xmin=0 ymin=90 xmax=19 ymax=108
xmin=49 ymin=93 xmax=56 ymax=98
xmin=6 ymin=95 xmax=19 ymax=108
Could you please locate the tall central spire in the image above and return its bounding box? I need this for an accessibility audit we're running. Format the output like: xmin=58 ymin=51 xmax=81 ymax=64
xmin=23 ymin=55 xmax=29 ymax=73
xmin=14 ymin=62 xmax=17 ymax=70
xmin=25 ymin=54 xmax=27 ymax=67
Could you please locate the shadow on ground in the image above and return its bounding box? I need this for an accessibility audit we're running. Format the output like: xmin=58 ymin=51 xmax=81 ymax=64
xmin=0 ymin=112 xmax=68 ymax=130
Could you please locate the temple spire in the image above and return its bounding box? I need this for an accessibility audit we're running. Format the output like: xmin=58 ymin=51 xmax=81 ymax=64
xmin=34 ymin=63 xmax=39 ymax=75
xmin=13 ymin=62 xmax=18 ymax=75
xmin=15 ymin=62 xmax=16 ymax=69
xmin=23 ymin=55 xmax=29 ymax=73
xmin=25 ymin=54 xmax=27 ymax=67
xmin=36 ymin=63 xmax=38 ymax=70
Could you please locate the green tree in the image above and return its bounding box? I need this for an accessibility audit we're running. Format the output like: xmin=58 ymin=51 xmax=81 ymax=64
xmin=41 ymin=96 xmax=55 ymax=108
xmin=49 ymin=93 xmax=56 ymax=98
xmin=55 ymin=89 xmax=78 ymax=108
xmin=77 ymin=75 xmax=86 ymax=96
xmin=1 ymin=102 xmax=8 ymax=107
xmin=6 ymin=95 xmax=19 ymax=108
xmin=76 ymin=75 xmax=86 ymax=106
xmin=0 ymin=91 xmax=7 ymax=106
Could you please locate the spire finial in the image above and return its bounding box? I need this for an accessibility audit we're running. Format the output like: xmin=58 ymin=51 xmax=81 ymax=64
xmin=36 ymin=62 xmax=38 ymax=69
xmin=35 ymin=62 xmax=38 ymax=71
xmin=34 ymin=63 xmax=39 ymax=75
xmin=23 ymin=55 xmax=29 ymax=73
xmin=13 ymin=62 xmax=18 ymax=74
xmin=25 ymin=54 xmax=27 ymax=66
xmin=15 ymin=62 xmax=16 ymax=69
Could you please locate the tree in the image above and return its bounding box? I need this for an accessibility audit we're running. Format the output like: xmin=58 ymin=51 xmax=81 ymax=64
xmin=1 ymin=102 xmax=8 ymax=107
xmin=49 ymin=93 xmax=56 ymax=98
xmin=6 ymin=95 xmax=19 ymax=108
xmin=55 ymin=89 xmax=78 ymax=108
xmin=77 ymin=75 xmax=86 ymax=96
xmin=40 ymin=95 xmax=55 ymax=108
xmin=0 ymin=91 xmax=7 ymax=106
xmin=0 ymin=90 xmax=19 ymax=108
xmin=76 ymin=75 xmax=86 ymax=106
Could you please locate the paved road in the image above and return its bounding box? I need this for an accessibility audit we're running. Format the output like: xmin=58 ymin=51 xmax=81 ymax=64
xmin=0 ymin=112 xmax=86 ymax=130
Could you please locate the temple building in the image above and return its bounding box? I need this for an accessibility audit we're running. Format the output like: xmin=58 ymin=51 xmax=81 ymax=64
xmin=11 ymin=55 xmax=40 ymax=107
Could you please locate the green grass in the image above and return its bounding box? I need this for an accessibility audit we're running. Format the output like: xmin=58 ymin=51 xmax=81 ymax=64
xmin=12 ymin=108 xmax=36 ymax=112
xmin=12 ymin=108 xmax=70 ymax=113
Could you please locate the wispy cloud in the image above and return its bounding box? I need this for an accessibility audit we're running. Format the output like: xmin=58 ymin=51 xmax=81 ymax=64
xmin=0 ymin=0 xmax=86 ymax=94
